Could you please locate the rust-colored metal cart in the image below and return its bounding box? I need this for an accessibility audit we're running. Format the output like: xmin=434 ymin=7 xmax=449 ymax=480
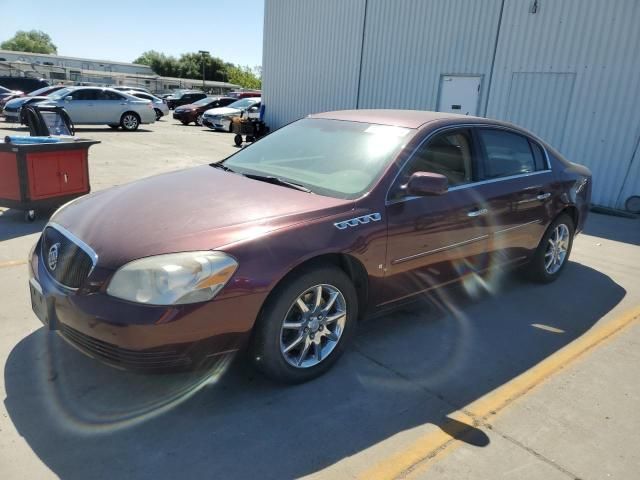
xmin=0 ymin=139 xmax=99 ymax=221
xmin=231 ymin=117 xmax=269 ymax=147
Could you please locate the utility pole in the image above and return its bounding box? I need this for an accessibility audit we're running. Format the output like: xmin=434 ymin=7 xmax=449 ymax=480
xmin=198 ymin=50 xmax=209 ymax=91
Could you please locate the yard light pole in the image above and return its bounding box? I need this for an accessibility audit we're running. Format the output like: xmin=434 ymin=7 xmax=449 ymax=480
xmin=198 ymin=50 xmax=209 ymax=91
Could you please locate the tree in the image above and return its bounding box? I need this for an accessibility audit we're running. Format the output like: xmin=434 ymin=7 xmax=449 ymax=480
xmin=178 ymin=53 xmax=228 ymax=82
xmin=226 ymin=64 xmax=262 ymax=89
xmin=133 ymin=50 xmax=181 ymax=77
xmin=1 ymin=30 xmax=57 ymax=54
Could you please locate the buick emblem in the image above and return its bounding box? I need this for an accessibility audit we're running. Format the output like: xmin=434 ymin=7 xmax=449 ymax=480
xmin=48 ymin=243 xmax=61 ymax=271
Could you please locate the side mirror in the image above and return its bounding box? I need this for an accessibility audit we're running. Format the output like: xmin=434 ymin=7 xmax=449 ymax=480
xmin=64 ymin=96 xmax=73 ymax=102
xmin=405 ymin=172 xmax=448 ymax=196
xmin=248 ymin=106 xmax=258 ymax=112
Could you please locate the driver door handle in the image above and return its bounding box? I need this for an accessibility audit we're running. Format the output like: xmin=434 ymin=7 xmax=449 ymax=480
xmin=467 ymin=208 xmax=488 ymax=217
xmin=537 ymin=192 xmax=551 ymax=200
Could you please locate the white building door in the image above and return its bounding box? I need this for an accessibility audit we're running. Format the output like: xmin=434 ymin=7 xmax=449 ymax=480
xmin=437 ymin=75 xmax=481 ymax=116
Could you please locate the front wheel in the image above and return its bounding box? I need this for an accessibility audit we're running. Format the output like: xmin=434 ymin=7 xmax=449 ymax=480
xmin=120 ymin=112 xmax=140 ymax=131
xmin=251 ymin=267 xmax=358 ymax=383
xmin=526 ymin=214 xmax=575 ymax=283
xmin=234 ymin=134 xmax=243 ymax=147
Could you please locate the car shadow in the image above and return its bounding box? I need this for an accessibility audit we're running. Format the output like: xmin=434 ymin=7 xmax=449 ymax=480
xmin=3 ymin=261 xmax=624 ymax=479
xmin=73 ymin=127 xmax=153 ymax=133
xmin=583 ymin=212 xmax=640 ymax=246
xmin=0 ymin=208 xmax=47 ymax=240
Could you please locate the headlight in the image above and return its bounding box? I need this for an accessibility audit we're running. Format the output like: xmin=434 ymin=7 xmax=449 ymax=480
xmin=106 ymin=251 xmax=238 ymax=305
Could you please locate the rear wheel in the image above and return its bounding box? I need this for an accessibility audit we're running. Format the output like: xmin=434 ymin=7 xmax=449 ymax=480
xmin=526 ymin=214 xmax=574 ymax=283
xmin=120 ymin=112 xmax=140 ymax=131
xmin=251 ymin=266 xmax=357 ymax=383
xmin=154 ymin=108 xmax=163 ymax=121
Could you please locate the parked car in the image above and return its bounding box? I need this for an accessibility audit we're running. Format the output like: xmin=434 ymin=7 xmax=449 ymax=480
xmin=28 ymin=110 xmax=591 ymax=382
xmin=228 ymin=90 xmax=262 ymax=99
xmin=112 ymin=86 xmax=152 ymax=94
xmin=0 ymin=85 xmax=19 ymax=103
xmin=2 ymin=85 xmax=67 ymax=123
xmin=172 ymin=96 xmax=237 ymax=125
xmin=165 ymin=90 xmax=207 ymax=109
xmin=38 ymin=86 xmax=156 ymax=131
xmin=0 ymin=76 xmax=49 ymax=94
xmin=0 ymin=91 xmax=24 ymax=111
xmin=202 ymin=97 xmax=261 ymax=131
xmin=125 ymin=91 xmax=169 ymax=120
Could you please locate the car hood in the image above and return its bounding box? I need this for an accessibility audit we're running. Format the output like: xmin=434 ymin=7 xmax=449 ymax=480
xmin=52 ymin=165 xmax=352 ymax=268
xmin=6 ymin=96 xmax=48 ymax=108
xmin=204 ymin=107 xmax=240 ymax=116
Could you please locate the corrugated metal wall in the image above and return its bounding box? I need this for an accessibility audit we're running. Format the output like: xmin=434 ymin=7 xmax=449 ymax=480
xmin=262 ymin=0 xmax=640 ymax=208
xmin=262 ymin=0 xmax=366 ymax=129
xmin=358 ymin=0 xmax=502 ymax=111
xmin=486 ymin=0 xmax=640 ymax=207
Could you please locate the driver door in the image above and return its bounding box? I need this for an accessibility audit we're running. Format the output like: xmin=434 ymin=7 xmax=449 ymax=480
xmin=382 ymin=128 xmax=489 ymax=304
xmin=62 ymin=89 xmax=97 ymax=124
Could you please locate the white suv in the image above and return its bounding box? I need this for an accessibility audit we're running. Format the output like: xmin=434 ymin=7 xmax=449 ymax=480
xmin=39 ymin=87 xmax=156 ymax=131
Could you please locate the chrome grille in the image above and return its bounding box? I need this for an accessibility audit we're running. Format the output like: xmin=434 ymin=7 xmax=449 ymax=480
xmin=41 ymin=225 xmax=95 ymax=289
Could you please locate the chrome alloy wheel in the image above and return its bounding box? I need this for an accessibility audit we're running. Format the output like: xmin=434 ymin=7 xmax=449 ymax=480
xmin=122 ymin=114 xmax=139 ymax=130
xmin=279 ymin=284 xmax=347 ymax=368
xmin=544 ymin=223 xmax=570 ymax=274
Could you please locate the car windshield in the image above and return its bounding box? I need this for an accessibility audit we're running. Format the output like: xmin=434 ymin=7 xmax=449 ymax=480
xmin=29 ymin=86 xmax=55 ymax=96
xmin=193 ymin=97 xmax=216 ymax=106
xmin=228 ymin=98 xmax=257 ymax=109
xmin=222 ymin=118 xmax=414 ymax=199
xmin=48 ymin=87 xmax=73 ymax=100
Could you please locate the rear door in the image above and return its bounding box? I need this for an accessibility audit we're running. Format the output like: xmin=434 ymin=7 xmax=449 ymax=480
xmin=383 ymin=128 xmax=490 ymax=303
xmin=472 ymin=127 xmax=554 ymax=265
xmin=98 ymin=90 xmax=128 ymax=123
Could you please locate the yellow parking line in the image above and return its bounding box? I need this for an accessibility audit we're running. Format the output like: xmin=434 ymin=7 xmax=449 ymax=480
xmin=0 ymin=260 xmax=26 ymax=269
xmin=358 ymin=305 xmax=640 ymax=480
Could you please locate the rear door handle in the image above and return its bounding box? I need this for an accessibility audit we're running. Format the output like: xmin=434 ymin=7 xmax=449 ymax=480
xmin=536 ymin=192 xmax=551 ymax=201
xmin=467 ymin=208 xmax=488 ymax=217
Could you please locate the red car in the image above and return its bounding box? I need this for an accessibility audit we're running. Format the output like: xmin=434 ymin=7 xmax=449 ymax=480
xmin=172 ymin=96 xmax=237 ymax=126
xmin=28 ymin=110 xmax=591 ymax=383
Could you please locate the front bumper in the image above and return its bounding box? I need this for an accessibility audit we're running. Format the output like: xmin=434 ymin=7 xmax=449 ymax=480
xmin=29 ymin=239 xmax=262 ymax=372
xmin=173 ymin=110 xmax=196 ymax=122
xmin=202 ymin=116 xmax=229 ymax=130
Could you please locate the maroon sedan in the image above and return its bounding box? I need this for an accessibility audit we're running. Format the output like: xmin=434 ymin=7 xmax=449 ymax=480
xmin=28 ymin=110 xmax=591 ymax=383
xmin=172 ymin=96 xmax=237 ymax=126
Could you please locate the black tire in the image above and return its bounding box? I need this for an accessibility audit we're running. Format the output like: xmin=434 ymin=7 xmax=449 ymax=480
xmin=120 ymin=112 xmax=140 ymax=131
xmin=24 ymin=210 xmax=36 ymax=222
xmin=250 ymin=266 xmax=358 ymax=383
xmin=154 ymin=108 xmax=163 ymax=121
xmin=181 ymin=120 xmax=190 ymax=126
xmin=526 ymin=213 xmax=575 ymax=283
xmin=108 ymin=124 xmax=120 ymax=130
xmin=234 ymin=134 xmax=243 ymax=147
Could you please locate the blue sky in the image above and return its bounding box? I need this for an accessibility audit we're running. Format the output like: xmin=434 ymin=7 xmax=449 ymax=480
xmin=1 ymin=0 xmax=264 ymax=66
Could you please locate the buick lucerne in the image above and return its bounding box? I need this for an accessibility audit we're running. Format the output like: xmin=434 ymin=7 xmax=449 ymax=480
xmin=28 ymin=110 xmax=592 ymax=383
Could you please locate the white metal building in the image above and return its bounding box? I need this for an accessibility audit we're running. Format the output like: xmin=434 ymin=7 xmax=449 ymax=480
xmin=262 ymin=0 xmax=640 ymax=210
xmin=0 ymin=49 xmax=153 ymax=75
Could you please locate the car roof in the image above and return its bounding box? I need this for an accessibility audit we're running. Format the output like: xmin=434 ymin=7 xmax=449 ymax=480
xmin=308 ymin=109 xmax=484 ymax=129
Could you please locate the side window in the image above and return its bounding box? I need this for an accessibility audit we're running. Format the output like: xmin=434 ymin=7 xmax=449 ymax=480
xmin=402 ymin=129 xmax=475 ymax=189
xmin=73 ymin=89 xmax=99 ymax=101
xmin=98 ymin=90 xmax=125 ymax=101
xmin=478 ymin=129 xmax=536 ymax=179
xmin=530 ymin=140 xmax=548 ymax=170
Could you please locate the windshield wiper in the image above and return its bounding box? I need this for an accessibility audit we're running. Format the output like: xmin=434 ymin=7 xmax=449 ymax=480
xmin=210 ymin=162 xmax=236 ymax=173
xmin=243 ymin=173 xmax=312 ymax=193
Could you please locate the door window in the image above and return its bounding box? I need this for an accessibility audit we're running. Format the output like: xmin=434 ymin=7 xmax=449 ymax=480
xmin=98 ymin=90 xmax=125 ymax=101
xmin=478 ymin=129 xmax=538 ymax=179
xmin=72 ymin=89 xmax=99 ymax=101
xmin=398 ymin=129 xmax=476 ymax=195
